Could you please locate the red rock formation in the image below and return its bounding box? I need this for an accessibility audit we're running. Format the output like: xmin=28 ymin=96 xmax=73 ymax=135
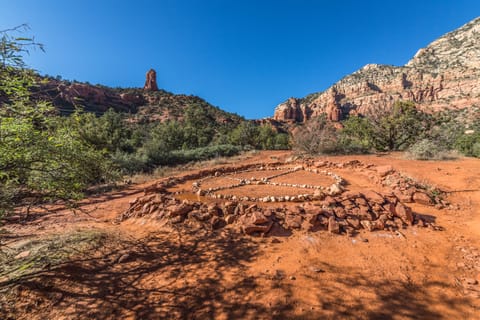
xmin=273 ymin=97 xmax=312 ymax=122
xmin=325 ymin=88 xmax=342 ymax=122
xmin=273 ymin=17 xmax=480 ymax=123
xmin=144 ymin=69 xmax=159 ymax=91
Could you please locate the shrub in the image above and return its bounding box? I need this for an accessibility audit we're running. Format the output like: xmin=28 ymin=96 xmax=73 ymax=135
xmin=111 ymin=151 xmax=149 ymax=174
xmin=339 ymin=116 xmax=372 ymax=154
xmin=406 ymin=139 xmax=452 ymax=160
xmin=454 ymin=132 xmax=480 ymax=157
xmin=472 ymin=142 xmax=480 ymax=157
xmin=147 ymin=144 xmax=241 ymax=166
xmin=274 ymin=133 xmax=291 ymax=150
xmin=170 ymin=144 xmax=241 ymax=164
xmin=293 ymin=115 xmax=340 ymax=154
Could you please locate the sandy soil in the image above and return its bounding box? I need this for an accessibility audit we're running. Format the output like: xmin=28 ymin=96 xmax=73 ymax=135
xmin=215 ymin=184 xmax=311 ymax=198
xmin=270 ymin=170 xmax=335 ymax=186
xmin=1 ymin=151 xmax=479 ymax=319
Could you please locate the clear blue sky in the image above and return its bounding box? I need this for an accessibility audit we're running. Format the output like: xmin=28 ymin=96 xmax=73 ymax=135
xmin=1 ymin=1 xmax=479 ymax=119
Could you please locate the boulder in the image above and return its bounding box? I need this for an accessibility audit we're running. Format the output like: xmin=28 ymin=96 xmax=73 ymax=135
xmin=362 ymin=190 xmax=385 ymax=204
xmin=376 ymin=165 xmax=394 ymax=177
xmin=392 ymin=202 xmax=414 ymax=225
xmin=328 ymin=216 xmax=340 ymax=234
xmin=243 ymin=221 xmax=274 ymax=235
xmin=412 ymin=192 xmax=433 ymax=206
xmin=251 ymin=211 xmax=270 ymax=225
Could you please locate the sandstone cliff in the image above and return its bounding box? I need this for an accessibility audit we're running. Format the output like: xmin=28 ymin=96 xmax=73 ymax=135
xmin=273 ymin=17 xmax=480 ymax=122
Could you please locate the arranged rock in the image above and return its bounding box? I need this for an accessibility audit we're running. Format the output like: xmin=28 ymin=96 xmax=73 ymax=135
xmin=210 ymin=216 xmax=226 ymax=229
xmin=251 ymin=211 xmax=269 ymax=225
xmin=117 ymin=160 xmax=441 ymax=237
xmin=412 ymin=192 xmax=433 ymax=205
xmin=328 ymin=217 xmax=340 ymax=234
xmin=285 ymin=215 xmax=303 ymax=229
xmin=168 ymin=204 xmax=193 ymax=217
xmin=393 ymin=202 xmax=414 ymax=225
xmin=243 ymin=221 xmax=273 ymax=236
xmin=375 ymin=165 xmax=394 ymax=177
xmin=362 ymin=190 xmax=385 ymax=204
xmin=117 ymin=253 xmax=131 ymax=264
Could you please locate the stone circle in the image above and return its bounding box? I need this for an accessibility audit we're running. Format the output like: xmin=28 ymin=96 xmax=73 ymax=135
xmin=118 ymin=160 xmax=442 ymax=237
xmin=191 ymin=165 xmax=345 ymax=202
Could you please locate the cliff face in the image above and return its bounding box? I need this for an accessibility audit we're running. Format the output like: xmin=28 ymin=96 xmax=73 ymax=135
xmin=273 ymin=17 xmax=480 ymax=122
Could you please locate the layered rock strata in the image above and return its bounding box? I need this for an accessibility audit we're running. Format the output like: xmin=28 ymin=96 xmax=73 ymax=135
xmin=274 ymin=17 xmax=480 ymax=122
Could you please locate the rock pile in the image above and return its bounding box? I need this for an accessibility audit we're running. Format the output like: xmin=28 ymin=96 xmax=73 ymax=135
xmin=117 ymin=186 xmax=437 ymax=236
xmin=117 ymin=160 xmax=441 ymax=237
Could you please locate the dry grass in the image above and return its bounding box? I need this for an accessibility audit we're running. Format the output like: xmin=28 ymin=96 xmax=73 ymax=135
xmin=129 ymin=151 xmax=259 ymax=184
xmin=0 ymin=229 xmax=107 ymax=285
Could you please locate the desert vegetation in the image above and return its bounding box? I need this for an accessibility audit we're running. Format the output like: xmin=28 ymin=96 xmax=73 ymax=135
xmin=294 ymin=100 xmax=480 ymax=159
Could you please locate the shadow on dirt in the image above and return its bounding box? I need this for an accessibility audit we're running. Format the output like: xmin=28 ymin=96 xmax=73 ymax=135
xmin=3 ymin=185 xmax=142 ymax=226
xmin=1 ymin=228 xmax=273 ymax=319
xmin=0 ymin=228 xmax=474 ymax=319
xmin=295 ymin=261 xmax=472 ymax=319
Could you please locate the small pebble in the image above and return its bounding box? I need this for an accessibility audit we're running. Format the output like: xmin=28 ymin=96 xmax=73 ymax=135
xmin=310 ymin=267 xmax=325 ymax=273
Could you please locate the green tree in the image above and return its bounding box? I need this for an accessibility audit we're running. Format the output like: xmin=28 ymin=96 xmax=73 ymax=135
xmin=70 ymin=108 xmax=135 ymax=153
xmin=229 ymin=121 xmax=260 ymax=148
xmin=0 ymin=26 xmax=115 ymax=217
xmin=182 ymin=104 xmax=215 ymax=148
xmin=364 ymin=101 xmax=428 ymax=151
xmin=340 ymin=115 xmax=373 ymax=152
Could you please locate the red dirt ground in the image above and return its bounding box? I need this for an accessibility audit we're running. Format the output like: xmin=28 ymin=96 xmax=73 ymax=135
xmin=1 ymin=151 xmax=480 ymax=319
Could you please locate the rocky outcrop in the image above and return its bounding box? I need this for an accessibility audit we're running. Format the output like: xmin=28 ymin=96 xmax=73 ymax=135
xmin=31 ymin=70 xmax=243 ymax=126
xmin=35 ymin=80 xmax=142 ymax=114
xmin=143 ymin=68 xmax=159 ymax=91
xmin=273 ymin=17 xmax=480 ymax=122
xmin=273 ymin=97 xmax=310 ymax=123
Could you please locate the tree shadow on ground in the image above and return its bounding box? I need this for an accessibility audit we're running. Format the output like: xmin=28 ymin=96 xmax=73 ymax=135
xmin=3 ymin=184 xmax=142 ymax=226
xmin=0 ymin=228 xmax=277 ymax=319
xmin=286 ymin=261 xmax=475 ymax=320
xmin=1 ymin=228 xmax=475 ymax=319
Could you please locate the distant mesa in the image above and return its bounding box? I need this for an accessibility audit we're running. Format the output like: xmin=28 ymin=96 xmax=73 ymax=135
xmin=144 ymin=68 xmax=159 ymax=91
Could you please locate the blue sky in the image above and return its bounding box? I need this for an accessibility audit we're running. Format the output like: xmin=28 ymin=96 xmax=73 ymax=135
xmin=1 ymin=1 xmax=479 ymax=119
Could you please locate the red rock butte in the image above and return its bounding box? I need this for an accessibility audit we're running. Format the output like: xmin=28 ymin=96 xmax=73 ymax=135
xmin=144 ymin=69 xmax=159 ymax=91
